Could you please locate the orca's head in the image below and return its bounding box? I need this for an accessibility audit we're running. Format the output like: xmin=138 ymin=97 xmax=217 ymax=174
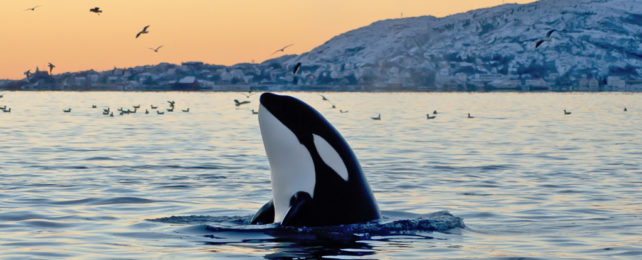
xmin=258 ymin=93 xmax=358 ymax=223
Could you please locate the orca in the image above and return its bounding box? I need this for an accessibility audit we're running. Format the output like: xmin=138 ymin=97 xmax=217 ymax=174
xmin=251 ymin=93 xmax=380 ymax=226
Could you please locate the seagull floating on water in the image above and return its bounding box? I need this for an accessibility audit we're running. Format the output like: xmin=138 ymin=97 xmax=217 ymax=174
xmin=426 ymin=114 xmax=436 ymax=119
xmin=234 ymin=99 xmax=250 ymax=106
xmin=63 ymin=108 xmax=71 ymax=113
xmin=136 ymin=25 xmax=150 ymax=38
xmin=339 ymin=110 xmax=349 ymax=113
xmin=251 ymin=109 xmax=259 ymax=115
xmin=89 ymin=7 xmax=102 ymax=15
xmin=182 ymin=108 xmax=190 ymax=112
xmin=467 ymin=113 xmax=475 ymax=119
xmin=564 ymin=109 xmax=572 ymax=115
xmin=244 ymin=91 xmax=255 ymax=99
xmin=157 ymin=110 xmax=164 ymax=115
xmin=371 ymin=114 xmax=381 ymax=120
xmin=624 ymin=107 xmax=628 ymax=112
xmin=150 ymin=105 xmax=158 ymax=109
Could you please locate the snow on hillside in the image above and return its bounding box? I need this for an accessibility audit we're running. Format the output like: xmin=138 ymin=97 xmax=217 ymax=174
xmin=280 ymin=0 xmax=642 ymax=89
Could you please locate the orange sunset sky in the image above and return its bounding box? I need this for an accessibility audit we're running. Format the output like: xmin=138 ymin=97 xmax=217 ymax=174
xmin=1 ymin=0 xmax=536 ymax=79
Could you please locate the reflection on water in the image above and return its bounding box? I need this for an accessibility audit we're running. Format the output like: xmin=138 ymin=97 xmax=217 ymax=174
xmin=0 ymin=91 xmax=641 ymax=259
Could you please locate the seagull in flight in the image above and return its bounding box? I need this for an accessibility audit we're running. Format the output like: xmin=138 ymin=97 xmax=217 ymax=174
xmin=535 ymin=39 xmax=546 ymax=48
xmin=546 ymin=29 xmax=557 ymax=38
xmin=148 ymin=45 xmax=163 ymax=53
xmin=272 ymin=44 xmax=293 ymax=55
xmin=293 ymin=62 xmax=302 ymax=75
xmin=535 ymin=29 xmax=558 ymax=48
xmin=136 ymin=25 xmax=150 ymax=38
xmin=48 ymin=62 xmax=55 ymax=74
xmin=25 ymin=5 xmax=41 ymax=11
xmin=89 ymin=7 xmax=103 ymax=15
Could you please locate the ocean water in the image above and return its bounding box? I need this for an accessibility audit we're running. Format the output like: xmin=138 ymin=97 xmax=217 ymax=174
xmin=0 ymin=91 xmax=640 ymax=259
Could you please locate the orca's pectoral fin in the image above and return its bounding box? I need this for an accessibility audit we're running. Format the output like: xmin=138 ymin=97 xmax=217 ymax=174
xmin=250 ymin=200 xmax=275 ymax=224
xmin=281 ymin=192 xmax=312 ymax=226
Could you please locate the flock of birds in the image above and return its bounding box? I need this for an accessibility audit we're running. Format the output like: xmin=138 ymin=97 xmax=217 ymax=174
xmin=61 ymin=100 xmax=191 ymax=117
xmin=370 ymin=106 xmax=633 ymax=121
xmin=23 ymin=5 xmax=159 ymax=76
xmin=0 ymin=92 xmax=632 ymax=120
xmin=225 ymin=93 xmax=634 ymax=121
xmin=23 ymin=5 xmax=298 ymax=78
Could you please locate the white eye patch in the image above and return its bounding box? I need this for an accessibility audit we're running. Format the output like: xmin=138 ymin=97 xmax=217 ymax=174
xmin=313 ymin=134 xmax=349 ymax=181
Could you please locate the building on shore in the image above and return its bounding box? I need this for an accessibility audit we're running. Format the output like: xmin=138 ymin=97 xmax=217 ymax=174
xmin=606 ymin=76 xmax=626 ymax=91
xmin=173 ymin=76 xmax=199 ymax=90
xmin=626 ymin=80 xmax=642 ymax=92
xmin=524 ymin=78 xmax=551 ymax=91
xmin=31 ymin=69 xmax=51 ymax=82
xmin=575 ymin=77 xmax=600 ymax=91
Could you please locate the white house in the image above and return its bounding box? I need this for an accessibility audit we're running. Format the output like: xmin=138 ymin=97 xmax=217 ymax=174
xmin=606 ymin=76 xmax=626 ymax=91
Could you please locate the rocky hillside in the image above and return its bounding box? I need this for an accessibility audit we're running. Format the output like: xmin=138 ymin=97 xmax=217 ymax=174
xmin=280 ymin=0 xmax=642 ymax=90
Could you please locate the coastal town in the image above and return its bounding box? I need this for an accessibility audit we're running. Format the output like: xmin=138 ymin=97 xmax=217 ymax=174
xmin=1 ymin=59 xmax=640 ymax=92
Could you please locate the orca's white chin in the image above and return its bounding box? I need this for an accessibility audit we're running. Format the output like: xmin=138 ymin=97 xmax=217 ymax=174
xmin=258 ymin=104 xmax=315 ymax=223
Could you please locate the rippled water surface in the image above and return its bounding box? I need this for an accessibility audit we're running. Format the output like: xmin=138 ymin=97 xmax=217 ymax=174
xmin=0 ymin=91 xmax=640 ymax=259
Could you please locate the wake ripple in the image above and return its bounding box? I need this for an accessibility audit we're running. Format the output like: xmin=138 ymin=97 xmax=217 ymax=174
xmin=149 ymin=211 xmax=463 ymax=258
xmin=150 ymin=211 xmax=464 ymax=235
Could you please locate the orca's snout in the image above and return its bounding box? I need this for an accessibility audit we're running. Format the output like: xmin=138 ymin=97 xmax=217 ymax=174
xmin=259 ymin=93 xmax=280 ymax=117
xmin=259 ymin=93 xmax=302 ymax=116
xmin=259 ymin=92 xmax=279 ymax=107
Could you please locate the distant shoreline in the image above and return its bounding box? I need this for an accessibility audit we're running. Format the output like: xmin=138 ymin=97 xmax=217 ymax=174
xmin=1 ymin=89 xmax=640 ymax=93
